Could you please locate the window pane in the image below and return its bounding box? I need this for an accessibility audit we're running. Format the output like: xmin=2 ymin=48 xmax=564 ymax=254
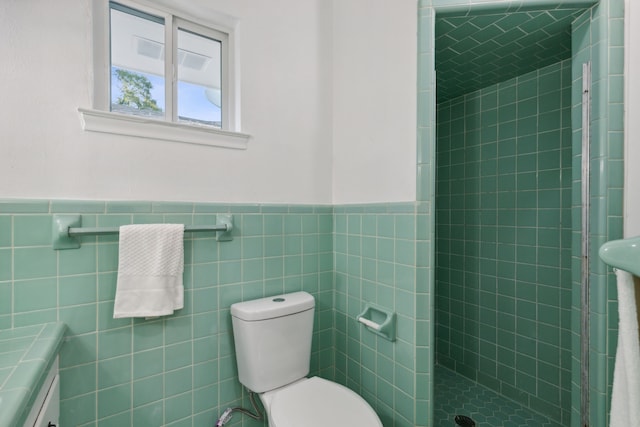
xmin=110 ymin=5 xmax=165 ymax=118
xmin=177 ymin=29 xmax=222 ymax=127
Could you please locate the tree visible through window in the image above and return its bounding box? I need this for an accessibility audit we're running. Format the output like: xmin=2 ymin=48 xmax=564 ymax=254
xmin=113 ymin=69 xmax=161 ymax=113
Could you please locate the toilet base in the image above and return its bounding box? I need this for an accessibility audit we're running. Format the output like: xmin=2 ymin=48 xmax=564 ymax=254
xmin=256 ymin=376 xmax=382 ymax=427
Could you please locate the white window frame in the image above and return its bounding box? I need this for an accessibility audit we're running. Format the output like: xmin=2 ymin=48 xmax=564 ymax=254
xmin=80 ymin=0 xmax=249 ymax=149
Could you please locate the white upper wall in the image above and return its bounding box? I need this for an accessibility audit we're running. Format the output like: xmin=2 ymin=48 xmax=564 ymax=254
xmin=331 ymin=0 xmax=418 ymax=204
xmin=0 ymin=0 xmax=419 ymax=205
xmin=0 ymin=0 xmax=335 ymax=204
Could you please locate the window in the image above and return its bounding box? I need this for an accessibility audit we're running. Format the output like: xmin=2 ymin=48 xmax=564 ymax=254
xmin=80 ymin=0 xmax=248 ymax=149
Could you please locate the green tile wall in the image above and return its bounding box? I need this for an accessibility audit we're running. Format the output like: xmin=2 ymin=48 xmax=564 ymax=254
xmin=435 ymin=59 xmax=573 ymax=424
xmin=0 ymin=200 xmax=334 ymax=427
xmin=333 ymin=202 xmax=432 ymax=427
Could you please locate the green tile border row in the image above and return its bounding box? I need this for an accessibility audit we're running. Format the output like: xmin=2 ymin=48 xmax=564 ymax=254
xmin=0 ymin=200 xmax=336 ymax=215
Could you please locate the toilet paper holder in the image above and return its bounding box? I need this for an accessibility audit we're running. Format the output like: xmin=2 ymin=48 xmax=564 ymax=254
xmin=357 ymin=304 xmax=396 ymax=342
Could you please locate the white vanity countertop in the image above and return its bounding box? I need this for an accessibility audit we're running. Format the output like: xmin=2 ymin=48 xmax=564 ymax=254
xmin=0 ymin=323 xmax=66 ymax=427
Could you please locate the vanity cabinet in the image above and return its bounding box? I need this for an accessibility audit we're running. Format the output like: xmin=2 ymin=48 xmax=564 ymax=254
xmin=23 ymin=358 xmax=59 ymax=427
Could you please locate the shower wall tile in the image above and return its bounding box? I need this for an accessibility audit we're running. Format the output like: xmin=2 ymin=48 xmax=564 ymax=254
xmin=0 ymin=200 xmax=334 ymax=427
xmin=435 ymin=59 xmax=573 ymax=425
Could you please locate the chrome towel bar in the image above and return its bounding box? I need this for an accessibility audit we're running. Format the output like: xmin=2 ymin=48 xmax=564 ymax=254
xmin=52 ymin=214 xmax=233 ymax=249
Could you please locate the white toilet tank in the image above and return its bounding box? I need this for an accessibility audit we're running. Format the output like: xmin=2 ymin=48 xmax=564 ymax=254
xmin=230 ymin=291 xmax=315 ymax=393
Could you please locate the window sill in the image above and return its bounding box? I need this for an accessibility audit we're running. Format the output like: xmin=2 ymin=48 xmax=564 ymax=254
xmin=78 ymin=108 xmax=250 ymax=149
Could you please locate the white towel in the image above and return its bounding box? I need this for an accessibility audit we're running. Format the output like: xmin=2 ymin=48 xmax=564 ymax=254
xmin=113 ymin=224 xmax=185 ymax=318
xmin=610 ymin=269 xmax=640 ymax=427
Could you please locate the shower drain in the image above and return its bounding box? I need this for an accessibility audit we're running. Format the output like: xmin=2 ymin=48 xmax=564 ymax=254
xmin=454 ymin=415 xmax=476 ymax=427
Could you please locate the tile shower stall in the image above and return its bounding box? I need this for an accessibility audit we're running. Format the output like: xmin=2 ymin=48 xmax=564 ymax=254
xmin=425 ymin=0 xmax=624 ymax=426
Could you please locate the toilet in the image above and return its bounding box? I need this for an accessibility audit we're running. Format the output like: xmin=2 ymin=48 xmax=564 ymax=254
xmin=230 ymin=291 xmax=383 ymax=427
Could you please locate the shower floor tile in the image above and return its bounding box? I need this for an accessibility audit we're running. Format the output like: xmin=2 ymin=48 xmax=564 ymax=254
xmin=433 ymin=365 xmax=564 ymax=427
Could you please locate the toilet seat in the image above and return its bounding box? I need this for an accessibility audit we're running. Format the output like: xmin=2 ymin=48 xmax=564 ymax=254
xmin=266 ymin=377 xmax=382 ymax=427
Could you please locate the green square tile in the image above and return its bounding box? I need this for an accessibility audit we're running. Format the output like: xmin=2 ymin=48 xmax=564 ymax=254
xmin=265 ymin=257 xmax=284 ymax=278
xmin=59 ymin=274 xmax=97 ymax=306
xmin=192 ymin=239 xmax=218 ymax=264
xmin=219 ymin=261 xmax=241 ymax=285
xmin=132 ymin=401 xmax=163 ymax=426
xmin=166 ymin=341 xmax=192 ymax=371
xmin=59 ymin=333 xmax=97 ymax=368
xmin=60 ymin=363 xmax=97 ymax=399
xmin=13 ymin=215 xmax=51 ymax=246
xmin=303 ymin=234 xmax=319 ymax=254
xmin=302 ymin=215 xmax=319 ymax=234
xmin=193 ymin=384 xmax=217 ymax=415
xmin=60 ymin=392 xmax=97 ymax=425
xmin=0 ymin=249 xmax=11 ymax=282
xmin=377 ymin=238 xmax=394 ymax=263
xmin=98 ymin=328 xmax=132 ymax=359
xmin=59 ymin=244 xmax=97 ymax=275
xmin=14 ymin=278 xmax=57 ymax=312
xmin=193 ymin=358 xmax=217 ymax=389
xmin=96 ymin=301 xmax=130 ymax=332
xmin=60 ymin=304 xmax=97 ymax=335
xmin=240 ymin=214 xmax=263 ymax=236
xmin=133 ymin=348 xmax=164 ymax=379
xmin=97 ymin=243 xmax=119 ymax=273
xmin=218 ymin=238 xmax=241 ymax=262
xmin=98 ymin=354 xmax=132 ymax=388
xmin=242 ymin=259 xmax=264 ymax=282
xmin=219 ymin=284 xmax=242 ymax=310
xmin=14 ymin=247 xmax=56 ymax=280
xmin=283 ymin=235 xmax=302 ymax=257
xmin=98 ymin=410 xmax=131 ymax=426
xmin=165 ymin=366 xmax=192 ymax=397
xmin=193 ymin=288 xmax=218 ymax=314
xmin=264 ymin=236 xmax=284 ymax=257
xmin=132 ymin=214 xmax=163 ymax=225
xmin=0 ymin=282 xmax=10 ymax=317
xmin=193 ymin=334 xmax=217 ymax=364
xmin=263 ymin=215 xmax=283 ymax=235
xmin=133 ymin=374 xmax=163 ymax=406
xmin=97 ymin=383 xmax=131 ymax=419
xmin=165 ymin=391 xmax=193 ymax=423
xmin=242 ymin=237 xmax=264 ymax=258
xmin=0 ymin=216 xmax=10 ymax=248
xmin=396 ymin=264 xmax=416 ymax=293
xmin=395 ymin=240 xmax=415 ymax=266
xmin=193 ymin=263 xmax=218 ymax=289
xmin=165 ymin=316 xmax=192 ymax=345
xmin=376 ymin=215 xmax=395 ymax=238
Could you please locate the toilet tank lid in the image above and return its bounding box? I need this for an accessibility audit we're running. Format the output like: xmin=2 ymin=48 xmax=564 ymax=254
xmin=230 ymin=291 xmax=315 ymax=321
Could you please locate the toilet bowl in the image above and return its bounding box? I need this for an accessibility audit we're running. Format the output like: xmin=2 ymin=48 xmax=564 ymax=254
xmin=261 ymin=377 xmax=382 ymax=427
xmin=230 ymin=291 xmax=382 ymax=427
